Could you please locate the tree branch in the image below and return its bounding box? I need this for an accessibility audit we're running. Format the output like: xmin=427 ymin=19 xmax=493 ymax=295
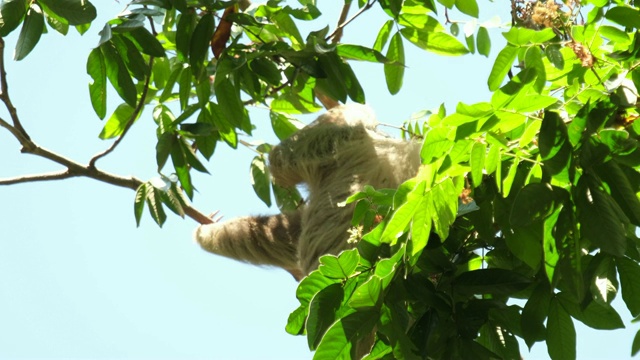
xmin=329 ymin=1 xmax=352 ymax=44
xmin=326 ymin=0 xmax=376 ymax=43
xmin=0 ymin=43 xmax=212 ymax=225
xmin=0 ymin=38 xmax=29 ymax=142
xmin=0 ymin=170 xmax=74 ymax=185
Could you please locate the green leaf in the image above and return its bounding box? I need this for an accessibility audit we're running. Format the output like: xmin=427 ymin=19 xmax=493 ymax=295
xmin=155 ymin=132 xmax=175 ymax=171
xmin=384 ymin=32 xmax=405 ymax=95
xmin=539 ymin=111 xmax=571 ymax=176
xmin=521 ymin=281 xmax=551 ymax=348
xmin=170 ymin=141 xmax=193 ymax=199
xmin=595 ymin=161 xmax=640 ymax=226
xmin=315 ymin=52 xmax=348 ymax=102
xmin=75 ymin=22 xmax=90 ymax=35
xmin=401 ymin=0 xmax=437 ymax=14
xmin=87 ymin=48 xmax=107 ymax=119
xmin=420 ymin=127 xmax=454 ymax=163
xmin=455 ymin=0 xmax=478 ymax=17
xmin=558 ymin=294 xmax=625 ymax=330
xmin=127 ymin=27 xmax=166 ymax=57
xmin=112 ymin=34 xmax=148 ymax=81
xmin=313 ymin=310 xmax=379 ymax=360
xmin=506 ymin=223 xmax=543 ymax=270
xmin=190 ymin=12 xmax=214 ymax=77
xmin=453 ymin=268 xmax=532 ymax=296
xmin=249 ymin=58 xmax=281 ymax=85
xmin=470 ymin=142 xmax=486 ymax=187
xmin=545 ymin=44 xmax=564 ymax=70
xmin=381 ymin=181 xmax=425 ymax=244
xmin=273 ymin=11 xmax=303 ymax=48
xmin=271 ymin=88 xmax=322 ymax=114
xmin=373 ymin=20 xmax=393 ymax=52
xmin=270 ymin=111 xmax=302 ymax=140
xmin=543 ymin=206 xmax=562 ymax=283
xmin=193 ymin=107 xmax=216 ymax=159
xmin=337 ymin=44 xmax=392 ymax=63
xmin=590 ymin=256 xmax=618 ymax=305
xmin=510 ymin=183 xmax=564 ymax=227
xmin=599 ymin=25 xmax=631 ymax=45
xmin=467 ymin=39 xmax=483 ymax=59
xmin=362 ymin=341 xmax=393 ymax=360
xmin=178 ymin=65 xmax=192 ymax=111
xmin=576 ymin=174 xmax=628 ymax=257
xmin=617 ymin=257 xmax=640 ymax=317
xmin=485 ymin=145 xmax=500 ymax=175
xmin=410 ymin=194 xmax=431 ymax=256
xmin=180 ymin=122 xmax=214 ymax=137
xmin=272 ymin=183 xmax=303 ymax=213
xmin=502 ymin=27 xmax=555 ymax=46
xmin=146 ymin=187 xmax=167 ymax=227
xmin=295 ymin=270 xmax=341 ymax=308
xmin=214 ymin=79 xmax=250 ymax=133
xmin=38 ymin=0 xmax=96 ymax=25
xmin=0 ymin=0 xmax=27 ymax=37
xmin=525 ymin=47 xmax=546 ymax=92
xmin=250 ymin=156 xmax=271 ymax=207
xmin=348 ymin=276 xmax=383 ymax=309
xmin=477 ymin=26 xmax=490 ymax=57
xmin=488 ymin=45 xmax=517 ymax=91
xmin=430 ymin=178 xmax=458 ymax=240
xmin=397 ymin=13 xmax=444 ymax=32
xmin=508 ymin=94 xmax=557 ymax=113
xmin=307 ymin=283 xmax=343 ymax=350
xmin=400 ymin=28 xmax=469 ymax=56
xmin=519 ymin=119 xmax=541 ymax=147
xmin=152 ymin=56 xmax=170 ymax=89
xmin=502 ymin=158 xmax=519 ymax=198
xmin=286 ymin=306 xmax=307 ymax=335
xmin=633 ymin=329 xmax=640 ymax=356
xmin=209 ymin=101 xmax=238 ymax=148
xmin=176 ymin=10 xmax=195 ymax=62
xmin=342 ymin=61 xmax=365 ymax=103
xmin=134 ymin=183 xmax=149 ymax=226
xmin=318 ymin=249 xmax=359 ymax=279
xmin=159 ymin=182 xmax=187 ymax=217
xmin=100 ymin=41 xmax=138 ymax=107
xmin=458 ymin=101 xmax=494 ymax=117
xmin=605 ymin=6 xmax=640 ymax=29
xmin=547 ymin=297 xmax=576 ymax=360
xmin=13 ymin=3 xmax=42 ymax=61
xmin=99 ymin=103 xmax=136 ymax=139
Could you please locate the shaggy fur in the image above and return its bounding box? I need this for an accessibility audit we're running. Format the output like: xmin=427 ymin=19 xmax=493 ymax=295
xmin=194 ymin=105 xmax=422 ymax=277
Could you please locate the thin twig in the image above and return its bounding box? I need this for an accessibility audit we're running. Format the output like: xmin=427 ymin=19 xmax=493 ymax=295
xmin=329 ymin=1 xmax=352 ymax=44
xmin=10 ymin=142 xmax=143 ymax=189
xmin=0 ymin=38 xmax=29 ymax=141
xmin=0 ymin=170 xmax=74 ymax=185
xmin=243 ymin=77 xmax=293 ymax=106
xmin=0 ymin=116 xmax=29 ymax=145
xmin=326 ymin=0 xmax=376 ymax=43
xmin=89 ymin=57 xmax=155 ymax=168
xmin=185 ymin=207 xmax=214 ymax=224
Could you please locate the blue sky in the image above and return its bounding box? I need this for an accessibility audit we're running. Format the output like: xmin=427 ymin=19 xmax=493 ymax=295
xmin=0 ymin=1 xmax=637 ymax=359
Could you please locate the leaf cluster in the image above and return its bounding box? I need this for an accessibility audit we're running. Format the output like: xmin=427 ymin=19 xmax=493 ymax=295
xmin=3 ymin=0 xmax=640 ymax=358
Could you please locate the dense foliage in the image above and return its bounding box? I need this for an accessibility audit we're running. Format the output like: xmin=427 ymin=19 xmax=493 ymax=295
xmin=2 ymin=0 xmax=640 ymax=358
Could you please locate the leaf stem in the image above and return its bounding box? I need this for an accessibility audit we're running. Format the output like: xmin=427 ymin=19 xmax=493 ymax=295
xmin=89 ymin=56 xmax=155 ymax=168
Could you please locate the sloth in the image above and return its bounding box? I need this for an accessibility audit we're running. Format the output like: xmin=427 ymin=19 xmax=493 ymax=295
xmin=194 ymin=104 xmax=422 ymax=280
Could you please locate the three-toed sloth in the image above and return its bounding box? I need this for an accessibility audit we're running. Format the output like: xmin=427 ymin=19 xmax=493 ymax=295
xmin=194 ymin=104 xmax=422 ymax=280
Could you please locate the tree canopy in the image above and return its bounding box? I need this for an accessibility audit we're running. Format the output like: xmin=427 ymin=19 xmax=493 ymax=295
xmin=1 ymin=0 xmax=640 ymax=359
